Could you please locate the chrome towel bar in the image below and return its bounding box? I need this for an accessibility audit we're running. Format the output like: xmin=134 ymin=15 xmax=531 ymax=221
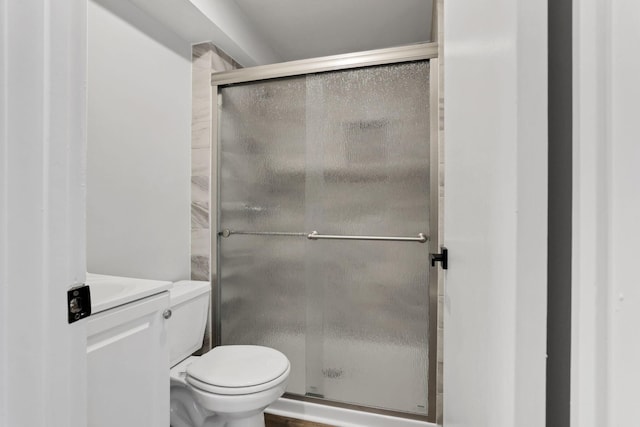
xmin=219 ymin=229 xmax=428 ymax=243
xmin=219 ymin=229 xmax=307 ymax=238
xmin=307 ymin=231 xmax=427 ymax=243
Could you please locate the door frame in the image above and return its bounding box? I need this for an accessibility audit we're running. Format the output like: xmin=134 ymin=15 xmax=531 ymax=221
xmin=0 ymin=0 xmax=88 ymax=426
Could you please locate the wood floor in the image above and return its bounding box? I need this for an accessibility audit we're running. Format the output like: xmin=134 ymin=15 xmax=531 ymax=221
xmin=265 ymin=413 xmax=336 ymax=427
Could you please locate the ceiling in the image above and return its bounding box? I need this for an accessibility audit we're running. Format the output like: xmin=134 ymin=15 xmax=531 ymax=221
xmin=230 ymin=0 xmax=434 ymax=63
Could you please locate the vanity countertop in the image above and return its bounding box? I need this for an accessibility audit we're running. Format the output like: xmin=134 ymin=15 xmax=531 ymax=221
xmin=86 ymin=273 xmax=172 ymax=314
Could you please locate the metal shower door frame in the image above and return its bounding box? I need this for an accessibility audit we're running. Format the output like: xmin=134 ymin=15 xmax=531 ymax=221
xmin=211 ymin=42 xmax=441 ymax=423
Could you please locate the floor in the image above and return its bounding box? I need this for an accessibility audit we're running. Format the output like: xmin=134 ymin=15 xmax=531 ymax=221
xmin=265 ymin=414 xmax=334 ymax=427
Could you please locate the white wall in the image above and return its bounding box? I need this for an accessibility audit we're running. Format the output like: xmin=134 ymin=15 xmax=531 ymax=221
xmin=0 ymin=0 xmax=88 ymax=426
xmin=122 ymin=0 xmax=281 ymax=66
xmin=443 ymin=0 xmax=548 ymax=426
xmin=608 ymin=1 xmax=640 ymax=423
xmin=87 ymin=0 xmax=192 ymax=281
xmin=572 ymin=0 xmax=640 ymax=425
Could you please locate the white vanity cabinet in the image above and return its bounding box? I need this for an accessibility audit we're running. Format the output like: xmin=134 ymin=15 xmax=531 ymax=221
xmin=87 ymin=290 xmax=170 ymax=427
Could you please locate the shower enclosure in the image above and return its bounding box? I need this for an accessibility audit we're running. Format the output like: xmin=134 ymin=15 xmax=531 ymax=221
xmin=212 ymin=44 xmax=440 ymax=421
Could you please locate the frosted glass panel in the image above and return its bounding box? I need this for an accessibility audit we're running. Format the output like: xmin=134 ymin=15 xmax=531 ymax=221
xmin=219 ymin=61 xmax=431 ymax=415
xmin=219 ymin=77 xmax=307 ymax=233
xmin=304 ymin=63 xmax=430 ymax=237
xmin=304 ymin=241 xmax=429 ymax=413
xmin=219 ymin=77 xmax=307 ymax=395
xmin=219 ymin=236 xmax=307 ymax=394
xmin=304 ymin=63 xmax=430 ymax=414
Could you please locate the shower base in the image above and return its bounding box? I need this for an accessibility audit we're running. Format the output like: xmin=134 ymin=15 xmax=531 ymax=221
xmin=265 ymin=397 xmax=436 ymax=427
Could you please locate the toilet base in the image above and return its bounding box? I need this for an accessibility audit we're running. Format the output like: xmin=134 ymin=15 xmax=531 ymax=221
xmin=170 ymin=388 xmax=266 ymax=427
xmin=202 ymin=412 xmax=264 ymax=427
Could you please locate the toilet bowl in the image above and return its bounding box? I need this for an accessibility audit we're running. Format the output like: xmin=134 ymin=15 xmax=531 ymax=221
xmin=168 ymin=281 xmax=290 ymax=427
xmin=170 ymin=346 xmax=290 ymax=427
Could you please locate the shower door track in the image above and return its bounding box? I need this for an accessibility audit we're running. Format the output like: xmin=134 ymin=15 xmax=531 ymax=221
xmin=210 ymin=43 xmax=438 ymax=86
xmin=211 ymin=42 xmax=441 ymax=424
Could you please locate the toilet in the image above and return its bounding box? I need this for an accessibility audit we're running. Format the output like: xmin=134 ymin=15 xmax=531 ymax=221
xmin=168 ymin=280 xmax=290 ymax=427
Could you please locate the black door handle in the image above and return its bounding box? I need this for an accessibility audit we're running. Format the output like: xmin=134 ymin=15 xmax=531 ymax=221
xmin=430 ymin=247 xmax=448 ymax=270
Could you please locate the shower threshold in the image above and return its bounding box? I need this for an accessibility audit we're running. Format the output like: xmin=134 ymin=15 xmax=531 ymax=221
xmin=266 ymin=396 xmax=436 ymax=427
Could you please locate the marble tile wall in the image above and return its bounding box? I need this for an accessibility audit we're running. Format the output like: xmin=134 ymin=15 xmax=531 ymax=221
xmin=191 ymin=43 xmax=239 ymax=282
xmin=191 ymin=43 xmax=239 ymax=352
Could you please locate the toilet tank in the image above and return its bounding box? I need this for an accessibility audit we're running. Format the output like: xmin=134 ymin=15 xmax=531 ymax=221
xmin=168 ymin=280 xmax=210 ymax=367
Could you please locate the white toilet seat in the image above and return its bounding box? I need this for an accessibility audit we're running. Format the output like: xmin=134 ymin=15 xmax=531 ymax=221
xmin=187 ymin=365 xmax=290 ymax=395
xmin=186 ymin=345 xmax=290 ymax=396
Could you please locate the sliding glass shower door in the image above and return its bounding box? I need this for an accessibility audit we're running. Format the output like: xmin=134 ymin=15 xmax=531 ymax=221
xmin=218 ymin=61 xmax=433 ymax=415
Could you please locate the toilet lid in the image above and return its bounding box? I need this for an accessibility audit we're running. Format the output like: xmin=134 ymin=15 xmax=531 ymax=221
xmin=186 ymin=345 xmax=290 ymax=388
